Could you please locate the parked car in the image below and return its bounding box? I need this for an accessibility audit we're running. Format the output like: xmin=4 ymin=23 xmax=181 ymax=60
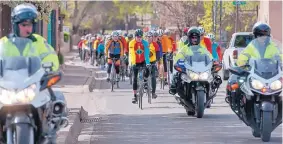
xmin=222 ymin=32 xmax=254 ymax=80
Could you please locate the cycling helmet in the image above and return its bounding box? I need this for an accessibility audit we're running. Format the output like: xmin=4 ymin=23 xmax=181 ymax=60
xmin=198 ymin=26 xmax=205 ymax=35
xmin=187 ymin=26 xmax=201 ymax=45
xmin=207 ymin=33 xmax=215 ymax=41
xmin=164 ymin=29 xmax=170 ymax=35
xmin=157 ymin=29 xmax=164 ymax=36
xmin=111 ymin=31 xmax=119 ymax=37
xmin=252 ymin=22 xmax=271 ymax=38
xmin=152 ymin=30 xmax=159 ymax=37
xmin=11 ymin=3 xmax=38 ymax=36
xmin=128 ymin=33 xmax=134 ymax=39
xmin=117 ymin=30 xmax=122 ymax=36
xmin=135 ymin=29 xmax=143 ymax=37
xmin=146 ymin=31 xmax=153 ymax=37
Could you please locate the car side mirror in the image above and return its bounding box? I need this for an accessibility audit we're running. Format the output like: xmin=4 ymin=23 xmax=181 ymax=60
xmin=229 ymin=66 xmax=249 ymax=76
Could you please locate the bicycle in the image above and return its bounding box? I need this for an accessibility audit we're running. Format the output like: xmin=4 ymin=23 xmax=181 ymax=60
xmin=98 ymin=53 xmax=106 ymax=69
xmin=129 ymin=66 xmax=133 ymax=85
xmin=137 ymin=66 xmax=152 ymax=109
xmin=119 ymin=56 xmax=127 ymax=82
xmin=158 ymin=57 xmax=165 ymax=90
xmin=108 ymin=57 xmax=120 ymax=92
xmin=166 ymin=52 xmax=173 ymax=87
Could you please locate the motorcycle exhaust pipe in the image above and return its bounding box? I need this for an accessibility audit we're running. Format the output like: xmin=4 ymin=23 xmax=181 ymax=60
xmin=51 ymin=100 xmax=67 ymax=117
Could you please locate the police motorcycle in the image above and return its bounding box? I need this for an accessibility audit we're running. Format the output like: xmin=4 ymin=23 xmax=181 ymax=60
xmin=0 ymin=38 xmax=68 ymax=144
xmin=173 ymin=45 xmax=222 ymax=118
xmin=226 ymin=37 xmax=282 ymax=142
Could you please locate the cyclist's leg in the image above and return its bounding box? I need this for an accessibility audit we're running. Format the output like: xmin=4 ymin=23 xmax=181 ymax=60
xmin=114 ymin=54 xmax=121 ymax=81
xmin=95 ymin=50 xmax=99 ymax=66
xmin=107 ymin=54 xmax=113 ymax=81
xmin=163 ymin=53 xmax=168 ymax=83
xmin=170 ymin=53 xmax=173 ymax=74
xmin=90 ymin=49 xmax=94 ymax=65
xmin=151 ymin=62 xmax=157 ymax=98
xmin=125 ymin=53 xmax=129 ymax=76
xmin=132 ymin=64 xmax=139 ymax=103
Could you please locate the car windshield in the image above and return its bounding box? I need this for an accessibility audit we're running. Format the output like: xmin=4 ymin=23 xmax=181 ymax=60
xmin=234 ymin=34 xmax=254 ymax=48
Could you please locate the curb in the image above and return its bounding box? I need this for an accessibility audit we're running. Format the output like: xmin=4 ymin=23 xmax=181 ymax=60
xmin=62 ymin=106 xmax=88 ymax=144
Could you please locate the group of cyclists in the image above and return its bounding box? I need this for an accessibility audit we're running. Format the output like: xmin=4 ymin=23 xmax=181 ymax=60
xmin=77 ymin=26 xmax=223 ymax=104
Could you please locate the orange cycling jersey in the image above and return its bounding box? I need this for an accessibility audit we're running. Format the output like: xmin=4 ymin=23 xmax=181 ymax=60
xmin=161 ymin=35 xmax=171 ymax=53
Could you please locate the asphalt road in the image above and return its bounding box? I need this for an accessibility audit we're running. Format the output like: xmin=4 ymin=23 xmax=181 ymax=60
xmin=75 ymin=68 xmax=282 ymax=144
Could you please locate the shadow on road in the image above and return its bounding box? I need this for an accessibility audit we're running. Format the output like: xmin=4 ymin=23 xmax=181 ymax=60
xmin=78 ymin=113 xmax=282 ymax=144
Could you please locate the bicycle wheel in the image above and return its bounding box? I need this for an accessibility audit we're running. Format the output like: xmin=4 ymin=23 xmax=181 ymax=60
xmin=111 ymin=65 xmax=115 ymax=92
xmin=167 ymin=60 xmax=171 ymax=87
xmin=147 ymin=75 xmax=152 ymax=104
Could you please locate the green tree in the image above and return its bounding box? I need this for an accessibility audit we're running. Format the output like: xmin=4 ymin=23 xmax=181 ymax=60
xmin=110 ymin=1 xmax=153 ymax=32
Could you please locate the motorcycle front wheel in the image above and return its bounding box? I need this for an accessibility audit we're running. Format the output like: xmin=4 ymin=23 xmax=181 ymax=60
xmin=196 ymin=90 xmax=205 ymax=118
xmin=261 ymin=111 xmax=272 ymax=142
xmin=13 ymin=124 xmax=34 ymax=144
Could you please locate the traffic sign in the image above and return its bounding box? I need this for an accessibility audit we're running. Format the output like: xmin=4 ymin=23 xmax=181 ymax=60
xmin=233 ymin=0 xmax=246 ymax=6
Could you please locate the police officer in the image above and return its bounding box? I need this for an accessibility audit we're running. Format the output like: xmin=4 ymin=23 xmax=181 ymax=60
xmin=227 ymin=22 xmax=282 ymax=102
xmin=0 ymin=3 xmax=59 ymax=71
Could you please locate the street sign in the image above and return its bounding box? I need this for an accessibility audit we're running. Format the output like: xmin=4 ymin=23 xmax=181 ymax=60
xmin=232 ymin=0 xmax=246 ymax=6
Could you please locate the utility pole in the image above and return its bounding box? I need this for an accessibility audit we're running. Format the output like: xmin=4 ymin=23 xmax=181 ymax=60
xmin=235 ymin=3 xmax=239 ymax=32
xmin=219 ymin=0 xmax=223 ymax=43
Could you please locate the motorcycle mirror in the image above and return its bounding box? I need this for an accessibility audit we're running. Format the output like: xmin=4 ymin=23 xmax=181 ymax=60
xmin=229 ymin=67 xmax=249 ymax=76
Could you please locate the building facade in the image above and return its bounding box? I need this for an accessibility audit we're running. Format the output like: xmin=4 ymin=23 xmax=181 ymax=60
xmin=258 ymin=1 xmax=282 ymax=42
xmin=0 ymin=4 xmax=60 ymax=50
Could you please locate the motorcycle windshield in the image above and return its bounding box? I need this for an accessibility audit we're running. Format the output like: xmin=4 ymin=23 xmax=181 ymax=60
xmin=0 ymin=37 xmax=43 ymax=89
xmin=184 ymin=45 xmax=212 ymax=73
xmin=238 ymin=36 xmax=282 ymax=79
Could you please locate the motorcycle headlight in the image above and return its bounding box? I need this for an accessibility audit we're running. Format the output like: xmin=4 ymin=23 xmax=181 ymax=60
xmin=199 ymin=71 xmax=209 ymax=80
xmin=270 ymin=80 xmax=282 ymax=90
xmin=251 ymin=79 xmax=264 ymax=89
xmin=189 ymin=71 xmax=199 ymax=80
xmin=0 ymin=84 xmax=37 ymax=105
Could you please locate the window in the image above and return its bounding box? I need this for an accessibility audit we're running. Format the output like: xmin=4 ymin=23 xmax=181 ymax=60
xmin=233 ymin=35 xmax=254 ymax=48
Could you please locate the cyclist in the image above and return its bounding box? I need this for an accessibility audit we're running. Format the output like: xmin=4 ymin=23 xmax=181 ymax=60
xmin=164 ymin=29 xmax=175 ymax=74
xmin=198 ymin=26 xmax=212 ymax=54
xmin=125 ymin=33 xmax=134 ymax=75
xmin=129 ymin=29 xmax=150 ymax=104
xmin=177 ymin=27 xmax=189 ymax=52
xmin=94 ymin=34 xmax=102 ymax=66
xmin=206 ymin=33 xmax=223 ymax=61
xmin=97 ymin=36 xmax=106 ymax=69
xmin=146 ymin=31 xmax=159 ymax=99
xmin=78 ymin=36 xmax=85 ymax=60
xmin=157 ymin=29 xmax=171 ymax=84
xmin=90 ymin=36 xmax=96 ymax=65
xmin=105 ymin=31 xmax=124 ymax=82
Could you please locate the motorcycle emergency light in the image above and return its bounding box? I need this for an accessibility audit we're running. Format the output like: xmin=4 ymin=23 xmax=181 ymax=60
xmin=231 ymin=83 xmax=239 ymax=90
xmin=261 ymin=87 xmax=267 ymax=93
xmin=47 ymin=75 xmax=61 ymax=87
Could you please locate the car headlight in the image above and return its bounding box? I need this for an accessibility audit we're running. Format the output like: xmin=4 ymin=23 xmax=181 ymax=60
xmin=251 ymin=79 xmax=264 ymax=89
xmin=199 ymin=71 xmax=209 ymax=80
xmin=189 ymin=71 xmax=199 ymax=80
xmin=270 ymin=80 xmax=282 ymax=90
xmin=0 ymin=84 xmax=37 ymax=105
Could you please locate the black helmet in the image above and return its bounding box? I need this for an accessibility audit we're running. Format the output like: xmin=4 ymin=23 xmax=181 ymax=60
xmin=187 ymin=26 xmax=201 ymax=45
xmin=11 ymin=3 xmax=38 ymax=36
xmin=135 ymin=29 xmax=143 ymax=37
xmin=128 ymin=34 xmax=133 ymax=39
xmin=252 ymin=22 xmax=271 ymax=38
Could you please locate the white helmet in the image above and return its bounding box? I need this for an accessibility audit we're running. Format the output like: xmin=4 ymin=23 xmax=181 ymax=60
xmin=81 ymin=36 xmax=85 ymax=40
xmin=198 ymin=26 xmax=205 ymax=35
xmin=164 ymin=29 xmax=170 ymax=35
xmin=117 ymin=30 xmax=122 ymax=36
xmin=207 ymin=33 xmax=215 ymax=41
xmin=157 ymin=29 xmax=164 ymax=36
